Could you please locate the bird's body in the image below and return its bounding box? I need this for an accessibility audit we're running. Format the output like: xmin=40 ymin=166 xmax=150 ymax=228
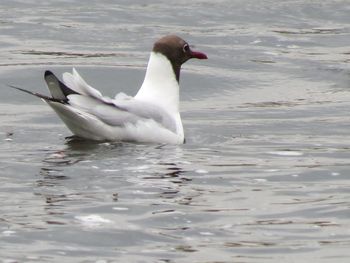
xmin=11 ymin=35 xmax=207 ymax=144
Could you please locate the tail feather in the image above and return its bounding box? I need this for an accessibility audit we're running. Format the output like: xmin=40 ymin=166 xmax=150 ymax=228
xmin=44 ymin=70 xmax=79 ymax=100
xmin=8 ymin=84 xmax=63 ymax=103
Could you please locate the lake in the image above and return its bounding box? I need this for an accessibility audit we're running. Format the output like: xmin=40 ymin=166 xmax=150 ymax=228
xmin=1 ymin=0 xmax=350 ymax=262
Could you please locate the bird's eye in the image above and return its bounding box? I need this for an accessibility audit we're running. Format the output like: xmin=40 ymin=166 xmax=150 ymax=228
xmin=183 ymin=43 xmax=190 ymax=53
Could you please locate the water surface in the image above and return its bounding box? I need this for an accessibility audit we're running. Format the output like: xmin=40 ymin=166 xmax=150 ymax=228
xmin=1 ymin=1 xmax=350 ymax=262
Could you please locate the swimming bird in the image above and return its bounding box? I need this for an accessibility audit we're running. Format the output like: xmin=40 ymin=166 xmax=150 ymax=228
xmin=10 ymin=35 xmax=207 ymax=144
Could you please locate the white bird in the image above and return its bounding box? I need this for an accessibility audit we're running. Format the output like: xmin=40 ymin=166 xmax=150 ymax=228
xmin=11 ymin=35 xmax=208 ymax=144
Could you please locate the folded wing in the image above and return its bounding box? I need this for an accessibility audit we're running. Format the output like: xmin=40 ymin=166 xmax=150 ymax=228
xmin=47 ymin=69 xmax=177 ymax=134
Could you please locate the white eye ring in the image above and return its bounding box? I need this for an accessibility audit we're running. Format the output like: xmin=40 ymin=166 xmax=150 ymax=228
xmin=183 ymin=43 xmax=190 ymax=53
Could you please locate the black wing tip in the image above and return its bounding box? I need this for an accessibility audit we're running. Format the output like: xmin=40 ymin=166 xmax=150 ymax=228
xmin=7 ymin=84 xmax=33 ymax=95
xmin=7 ymin=84 xmax=64 ymax=103
xmin=44 ymin=70 xmax=54 ymax=77
xmin=44 ymin=69 xmax=79 ymax=97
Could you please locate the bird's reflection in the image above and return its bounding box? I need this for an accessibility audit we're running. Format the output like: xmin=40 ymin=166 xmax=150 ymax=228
xmin=64 ymin=135 xmax=115 ymax=152
xmin=35 ymin=137 xmax=191 ymax=214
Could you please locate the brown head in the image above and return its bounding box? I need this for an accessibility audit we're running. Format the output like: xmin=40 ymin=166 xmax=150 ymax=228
xmin=152 ymin=35 xmax=208 ymax=82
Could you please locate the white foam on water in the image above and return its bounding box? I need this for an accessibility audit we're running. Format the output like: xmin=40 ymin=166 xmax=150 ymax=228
xmin=268 ymin=151 xmax=304 ymax=156
xmin=75 ymin=214 xmax=112 ymax=228
xmin=2 ymin=230 xmax=16 ymax=237
xmin=195 ymin=169 xmax=209 ymax=174
xmin=102 ymin=169 xmax=120 ymax=172
xmin=254 ymin=178 xmax=268 ymax=183
xmin=112 ymin=207 xmax=129 ymax=211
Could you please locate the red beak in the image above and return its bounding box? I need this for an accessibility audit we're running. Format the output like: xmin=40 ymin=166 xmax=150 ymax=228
xmin=190 ymin=50 xmax=208 ymax=60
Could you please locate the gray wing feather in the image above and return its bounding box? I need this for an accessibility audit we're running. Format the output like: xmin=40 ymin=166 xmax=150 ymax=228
xmin=116 ymin=100 xmax=176 ymax=132
xmin=67 ymin=94 xmax=177 ymax=132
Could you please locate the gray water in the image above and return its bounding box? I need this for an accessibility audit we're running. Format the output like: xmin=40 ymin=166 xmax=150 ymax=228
xmin=1 ymin=0 xmax=350 ymax=262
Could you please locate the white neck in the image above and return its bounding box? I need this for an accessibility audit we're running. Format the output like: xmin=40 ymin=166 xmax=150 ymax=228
xmin=135 ymin=52 xmax=180 ymax=113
